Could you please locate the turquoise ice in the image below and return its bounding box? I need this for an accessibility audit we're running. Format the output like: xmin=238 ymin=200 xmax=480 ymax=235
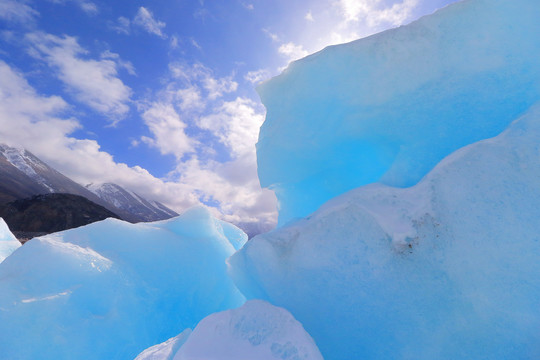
xmin=0 ymin=207 xmax=246 ymax=360
xmin=231 ymin=104 xmax=540 ymax=359
xmin=257 ymin=0 xmax=540 ymax=225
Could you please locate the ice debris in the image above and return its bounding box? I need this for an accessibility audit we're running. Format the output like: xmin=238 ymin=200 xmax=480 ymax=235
xmin=0 ymin=206 xmax=246 ymax=360
xmin=0 ymin=217 xmax=20 ymax=263
xmin=136 ymin=300 xmax=323 ymax=360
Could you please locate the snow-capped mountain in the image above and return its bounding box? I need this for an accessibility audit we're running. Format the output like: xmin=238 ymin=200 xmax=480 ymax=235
xmin=0 ymin=144 xmax=177 ymax=223
xmin=0 ymin=144 xmax=108 ymax=205
xmin=86 ymin=183 xmax=178 ymax=222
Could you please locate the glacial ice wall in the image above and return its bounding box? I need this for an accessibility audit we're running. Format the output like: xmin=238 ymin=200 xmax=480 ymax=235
xmin=257 ymin=0 xmax=540 ymax=225
xmin=0 ymin=207 xmax=246 ymax=360
xmin=0 ymin=217 xmax=20 ymax=263
xmin=230 ymin=104 xmax=540 ymax=359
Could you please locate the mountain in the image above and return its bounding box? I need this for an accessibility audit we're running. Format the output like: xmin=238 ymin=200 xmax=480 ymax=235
xmin=86 ymin=183 xmax=178 ymax=222
xmin=0 ymin=193 xmax=120 ymax=241
xmin=0 ymin=144 xmax=96 ymax=204
xmin=0 ymin=144 xmax=176 ymax=223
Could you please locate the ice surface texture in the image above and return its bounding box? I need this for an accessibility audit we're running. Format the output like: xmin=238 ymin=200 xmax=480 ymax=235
xmin=136 ymin=300 xmax=323 ymax=360
xmin=230 ymin=104 xmax=540 ymax=359
xmin=0 ymin=207 xmax=246 ymax=360
xmin=0 ymin=217 xmax=20 ymax=262
xmin=257 ymin=0 xmax=540 ymax=225
xmin=135 ymin=329 xmax=192 ymax=360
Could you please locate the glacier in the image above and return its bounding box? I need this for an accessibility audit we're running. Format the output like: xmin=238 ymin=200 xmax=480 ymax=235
xmin=4 ymin=0 xmax=540 ymax=358
xmin=0 ymin=207 xmax=246 ymax=360
xmin=228 ymin=0 xmax=540 ymax=358
xmin=136 ymin=300 xmax=323 ymax=360
xmin=0 ymin=217 xmax=20 ymax=262
xmin=230 ymin=105 xmax=540 ymax=359
xmin=257 ymin=0 xmax=540 ymax=225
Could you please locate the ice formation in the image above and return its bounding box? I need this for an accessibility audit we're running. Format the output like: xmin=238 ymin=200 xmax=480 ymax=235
xmin=4 ymin=0 xmax=540 ymax=359
xmin=257 ymin=0 xmax=540 ymax=225
xmin=0 ymin=207 xmax=246 ymax=360
xmin=135 ymin=330 xmax=192 ymax=360
xmin=230 ymin=105 xmax=540 ymax=359
xmin=0 ymin=217 xmax=20 ymax=262
xmin=136 ymin=300 xmax=323 ymax=360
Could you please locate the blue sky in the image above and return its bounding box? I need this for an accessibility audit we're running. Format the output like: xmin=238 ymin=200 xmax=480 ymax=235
xmin=0 ymin=0 xmax=457 ymax=231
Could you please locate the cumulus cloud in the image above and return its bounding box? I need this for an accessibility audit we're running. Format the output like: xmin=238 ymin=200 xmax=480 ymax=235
xmin=25 ymin=32 xmax=132 ymax=123
xmin=138 ymin=62 xmax=277 ymax=231
xmin=101 ymin=50 xmax=136 ymax=76
xmin=203 ymin=76 xmax=238 ymax=100
xmin=197 ymin=97 xmax=264 ymax=157
xmin=79 ymin=1 xmax=97 ymax=15
xmin=305 ymin=11 xmax=314 ymax=22
xmin=244 ymin=69 xmax=271 ymax=85
xmin=338 ymin=0 xmax=419 ymax=27
xmin=171 ymin=154 xmax=277 ymax=233
xmin=0 ymin=0 xmax=38 ymax=23
xmin=278 ymin=42 xmax=309 ymax=63
xmin=140 ymin=102 xmax=196 ymax=160
xmin=133 ymin=7 xmax=166 ymax=38
xmin=0 ymin=60 xmax=201 ymax=212
xmin=169 ymin=63 xmax=238 ymax=100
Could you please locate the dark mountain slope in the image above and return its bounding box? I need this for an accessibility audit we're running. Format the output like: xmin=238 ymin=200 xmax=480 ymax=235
xmin=0 ymin=193 xmax=120 ymax=237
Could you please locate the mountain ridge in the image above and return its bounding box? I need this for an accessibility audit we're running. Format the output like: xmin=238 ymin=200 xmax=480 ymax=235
xmin=86 ymin=182 xmax=178 ymax=222
xmin=0 ymin=144 xmax=177 ymax=223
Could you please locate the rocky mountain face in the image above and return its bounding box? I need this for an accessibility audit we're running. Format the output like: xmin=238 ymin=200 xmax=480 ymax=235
xmin=0 ymin=144 xmax=82 ymax=203
xmin=0 ymin=193 xmax=120 ymax=242
xmin=0 ymin=144 xmax=177 ymax=223
xmin=86 ymin=183 xmax=178 ymax=222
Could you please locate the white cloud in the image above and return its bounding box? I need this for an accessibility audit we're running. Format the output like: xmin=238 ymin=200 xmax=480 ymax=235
xmin=244 ymin=69 xmax=271 ymax=85
xmin=374 ymin=0 xmax=419 ymax=26
xmin=175 ymin=87 xmax=204 ymax=112
xmin=170 ymin=35 xmax=179 ymax=49
xmin=101 ymin=50 xmax=136 ymax=76
xmin=169 ymin=62 xmax=238 ymax=100
xmin=172 ymin=154 xmax=277 ymax=232
xmin=278 ymin=42 xmax=309 ymax=63
xmin=113 ymin=16 xmax=131 ymax=35
xmin=338 ymin=0 xmax=419 ymax=27
xmin=133 ymin=7 xmax=166 ymax=39
xmin=138 ymin=62 xmax=277 ymax=230
xmin=190 ymin=38 xmax=202 ymax=50
xmin=274 ymin=0 xmax=422 ymax=64
xmin=197 ymin=97 xmax=264 ymax=157
xmin=79 ymin=1 xmax=97 ymax=15
xmin=140 ymin=102 xmax=196 ymax=160
xmin=46 ymin=0 xmax=98 ymax=15
xmin=262 ymin=28 xmax=279 ymax=42
xmin=0 ymin=0 xmax=38 ymax=23
xmin=203 ymin=75 xmax=238 ymax=100
xmin=25 ymin=32 xmax=132 ymax=123
xmin=338 ymin=0 xmax=371 ymax=22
